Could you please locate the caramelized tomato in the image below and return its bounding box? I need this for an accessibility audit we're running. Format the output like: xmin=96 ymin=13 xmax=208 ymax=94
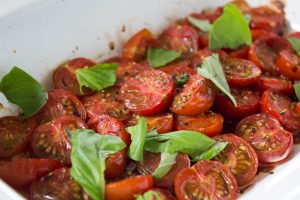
xmin=254 ymin=75 xmax=294 ymax=95
xmin=276 ymin=49 xmax=300 ymax=80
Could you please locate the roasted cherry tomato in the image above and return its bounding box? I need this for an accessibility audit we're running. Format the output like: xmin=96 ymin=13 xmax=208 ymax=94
xmin=137 ymin=152 xmax=190 ymax=187
xmin=236 ymin=113 xmax=293 ymax=164
xmin=145 ymin=188 xmax=176 ymax=200
xmin=213 ymin=134 xmax=258 ymax=187
xmin=105 ymin=175 xmax=154 ymax=200
xmin=30 ymin=167 xmax=87 ymax=200
xmin=190 ymin=7 xmax=223 ymax=23
xmin=171 ymin=74 xmax=214 ymax=115
xmin=254 ymin=75 xmax=294 ymax=95
xmin=213 ymin=89 xmax=260 ymax=120
xmin=276 ymin=49 xmax=300 ymax=80
xmin=82 ymin=86 xmax=131 ymax=122
xmin=158 ymin=24 xmax=199 ymax=55
xmin=289 ymin=32 xmax=300 ymax=40
xmin=226 ymin=45 xmax=250 ymax=59
xmin=250 ymin=29 xmax=277 ymax=41
xmin=0 ymin=159 xmax=63 ymax=188
xmin=0 ymin=116 xmax=37 ymax=158
xmin=120 ymin=70 xmax=174 ymax=115
xmin=221 ymin=57 xmax=261 ymax=88
xmin=123 ymin=28 xmax=157 ymax=61
xmin=174 ymin=160 xmax=238 ymax=200
xmin=191 ymin=48 xmax=228 ymax=68
xmin=31 ymin=115 xmax=86 ymax=165
xmin=261 ymin=90 xmax=300 ymax=135
xmin=53 ymin=57 xmax=96 ymax=96
xmin=175 ymin=112 xmax=223 ymax=137
xmin=37 ymin=89 xmax=86 ymax=124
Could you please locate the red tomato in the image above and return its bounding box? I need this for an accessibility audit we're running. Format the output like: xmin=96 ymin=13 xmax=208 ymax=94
xmin=53 ymin=57 xmax=96 ymax=96
xmin=236 ymin=113 xmax=293 ymax=164
xmin=191 ymin=48 xmax=228 ymax=68
xmin=213 ymin=134 xmax=258 ymax=187
xmin=190 ymin=7 xmax=223 ymax=23
xmin=289 ymin=32 xmax=300 ymax=40
xmin=250 ymin=29 xmax=277 ymax=41
xmin=175 ymin=112 xmax=224 ymax=137
xmin=0 ymin=159 xmax=63 ymax=188
xmin=158 ymin=24 xmax=199 ymax=55
xmin=37 ymin=89 xmax=86 ymax=124
xmin=82 ymin=86 xmax=132 ymax=122
xmin=0 ymin=116 xmax=37 ymax=158
xmin=261 ymin=90 xmax=300 ymax=135
xmin=254 ymin=75 xmax=294 ymax=95
xmin=123 ymin=28 xmax=157 ymax=61
xmin=105 ymin=175 xmax=154 ymax=200
xmin=137 ymin=152 xmax=190 ymax=187
xmin=213 ymin=89 xmax=260 ymax=120
xmin=174 ymin=160 xmax=238 ymax=200
xmin=226 ymin=45 xmax=250 ymax=59
xmin=171 ymin=74 xmax=214 ymax=115
xmin=146 ymin=188 xmax=176 ymax=200
xmin=31 ymin=115 xmax=86 ymax=165
xmin=120 ymin=70 xmax=174 ymax=115
xmin=29 ymin=167 xmax=87 ymax=200
xmin=276 ymin=49 xmax=300 ymax=80
xmin=222 ymin=57 xmax=262 ymax=88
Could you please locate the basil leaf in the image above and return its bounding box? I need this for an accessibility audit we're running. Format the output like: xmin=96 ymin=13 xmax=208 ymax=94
xmin=209 ymin=4 xmax=252 ymax=50
xmin=76 ymin=63 xmax=117 ymax=94
xmin=152 ymin=152 xmax=178 ymax=179
xmin=135 ymin=191 xmax=161 ymax=200
xmin=192 ymin=141 xmax=228 ymax=161
xmin=244 ymin=14 xmax=251 ymax=25
xmin=147 ymin=47 xmax=181 ymax=67
xmin=126 ymin=117 xmax=147 ymax=162
xmin=294 ymin=83 xmax=300 ymax=101
xmin=288 ymin=38 xmax=300 ymax=56
xmin=69 ymin=129 xmax=126 ymax=200
xmin=187 ymin=16 xmax=212 ymax=32
xmin=0 ymin=66 xmax=48 ymax=118
xmin=197 ymin=54 xmax=237 ymax=106
xmin=176 ymin=73 xmax=189 ymax=87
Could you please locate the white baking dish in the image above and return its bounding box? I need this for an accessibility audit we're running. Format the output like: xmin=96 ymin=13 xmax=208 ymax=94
xmin=0 ymin=0 xmax=300 ymax=199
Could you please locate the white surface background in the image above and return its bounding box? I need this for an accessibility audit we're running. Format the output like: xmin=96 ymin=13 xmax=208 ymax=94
xmin=0 ymin=0 xmax=300 ymax=199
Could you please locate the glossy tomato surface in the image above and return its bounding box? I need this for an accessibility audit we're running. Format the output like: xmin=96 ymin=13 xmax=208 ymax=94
xmin=254 ymin=75 xmax=294 ymax=95
xmin=276 ymin=49 xmax=300 ymax=80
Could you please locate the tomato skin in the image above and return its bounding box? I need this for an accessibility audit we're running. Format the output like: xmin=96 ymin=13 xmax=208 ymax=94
xmin=289 ymin=32 xmax=300 ymax=40
xmin=0 ymin=159 xmax=63 ymax=189
xmin=175 ymin=112 xmax=224 ymax=137
xmin=0 ymin=116 xmax=37 ymax=159
xmin=120 ymin=70 xmax=174 ymax=115
xmin=213 ymin=134 xmax=258 ymax=187
xmin=254 ymin=75 xmax=294 ymax=95
xmin=105 ymin=175 xmax=154 ymax=200
xmin=250 ymin=29 xmax=277 ymax=41
xmin=147 ymin=188 xmax=176 ymax=200
xmin=227 ymin=45 xmax=249 ymax=59
xmin=137 ymin=152 xmax=190 ymax=187
xmin=174 ymin=160 xmax=238 ymax=200
xmin=276 ymin=49 xmax=300 ymax=80
xmin=191 ymin=48 xmax=228 ymax=69
xmin=171 ymin=74 xmax=214 ymax=116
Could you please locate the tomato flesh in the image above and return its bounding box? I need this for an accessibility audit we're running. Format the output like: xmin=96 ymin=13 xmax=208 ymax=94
xmin=254 ymin=75 xmax=294 ymax=95
xmin=276 ymin=49 xmax=300 ymax=80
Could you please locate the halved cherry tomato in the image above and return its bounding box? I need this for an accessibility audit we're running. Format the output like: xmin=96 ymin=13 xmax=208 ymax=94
xmin=31 ymin=115 xmax=86 ymax=165
xmin=191 ymin=48 xmax=228 ymax=68
xmin=254 ymin=75 xmax=294 ymax=95
xmin=123 ymin=28 xmax=157 ymax=61
xmin=0 ymin=116 xmax=37 ymax=158
xmin=226 ymin=45 xmax=249 ymax=59
xmin=120 ymin=70 xmax=174 ymax=115
xmin=53 ymin=57 xmax=96 ymax=96
xmin=276 ymin=49 xmax=300 ymax=80
xmin=158 ymin=24 xmax=199 ymax=55
xmin=236 ymin=113 xmax=293 ymax=164
xmin=82 ymin=86 xmax=131 ymax=122
xmin=190 ymin=7 xmax=223 ymax=23
xmin=261 ymin=90 xmax=300 ymax=135
xmin=145 ymin=188 xmax=176 ymax=200
xmin=174 ymin=160 xmax=238 ymax=200
xmin=250 ymin=29 xmax=277 ymax=41
xmin=213 ymin=134 xmax=258 ymax=187
xmin=0 ymin=159 xmax=63 ymax=188
xmin=105 ymin=175 xmax=154 ymax=200
xmin=37 ymin=89 xmax=86 ymax=124
xmin=171 ymin=74 xmax=214 ymax=115
xmin=137 ymin=152 xmax=190 ymax=187
xmin=213 ymin=89 xmax=260 ymax=120
xmin=175 ymin=112 xmax=223 ymax=137
xmin=29 ymin=167 xmax=87 ymax=200
xmin=221 ymin=57 xmax=262 ymax=88
xmin=289 ymin=32 xmax=300 ymax=40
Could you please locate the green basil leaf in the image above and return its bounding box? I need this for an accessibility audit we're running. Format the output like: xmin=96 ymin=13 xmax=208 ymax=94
xmin=152 ymin=152 xmax=178 ymax=179
xmin=144 ymin=140 xmax=170 ymax=153
xmin=147 ymin=47 xmax=181 ymax=68
xmin=197 ymin=54 xmax=237 ymax=106
xmin=209 ymin=4 xmax=252 ymax=50
xmin=76 ymin=63 xmax=117 ymax=94
xmin=244 ymin=14 xmax=251 ymax=25
xmin=69 ymin=129 xmax=126 ymax=200
xmin=0 ymin=66 xmax=48 ymax=118
xmin=135 ymin=191 xmax=162 ymax=200
xmin=126 ymin=117 xmax=147 ymax=162
xmin=187 ymin=16 xmax=212 ymax=32
xmin=288 ymin=38 xmax=300 ymax=56
xmin=192 ymin=141 xmax=228 ymax=161
xmin=294 ymin=83 xmax=300 ymax=101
